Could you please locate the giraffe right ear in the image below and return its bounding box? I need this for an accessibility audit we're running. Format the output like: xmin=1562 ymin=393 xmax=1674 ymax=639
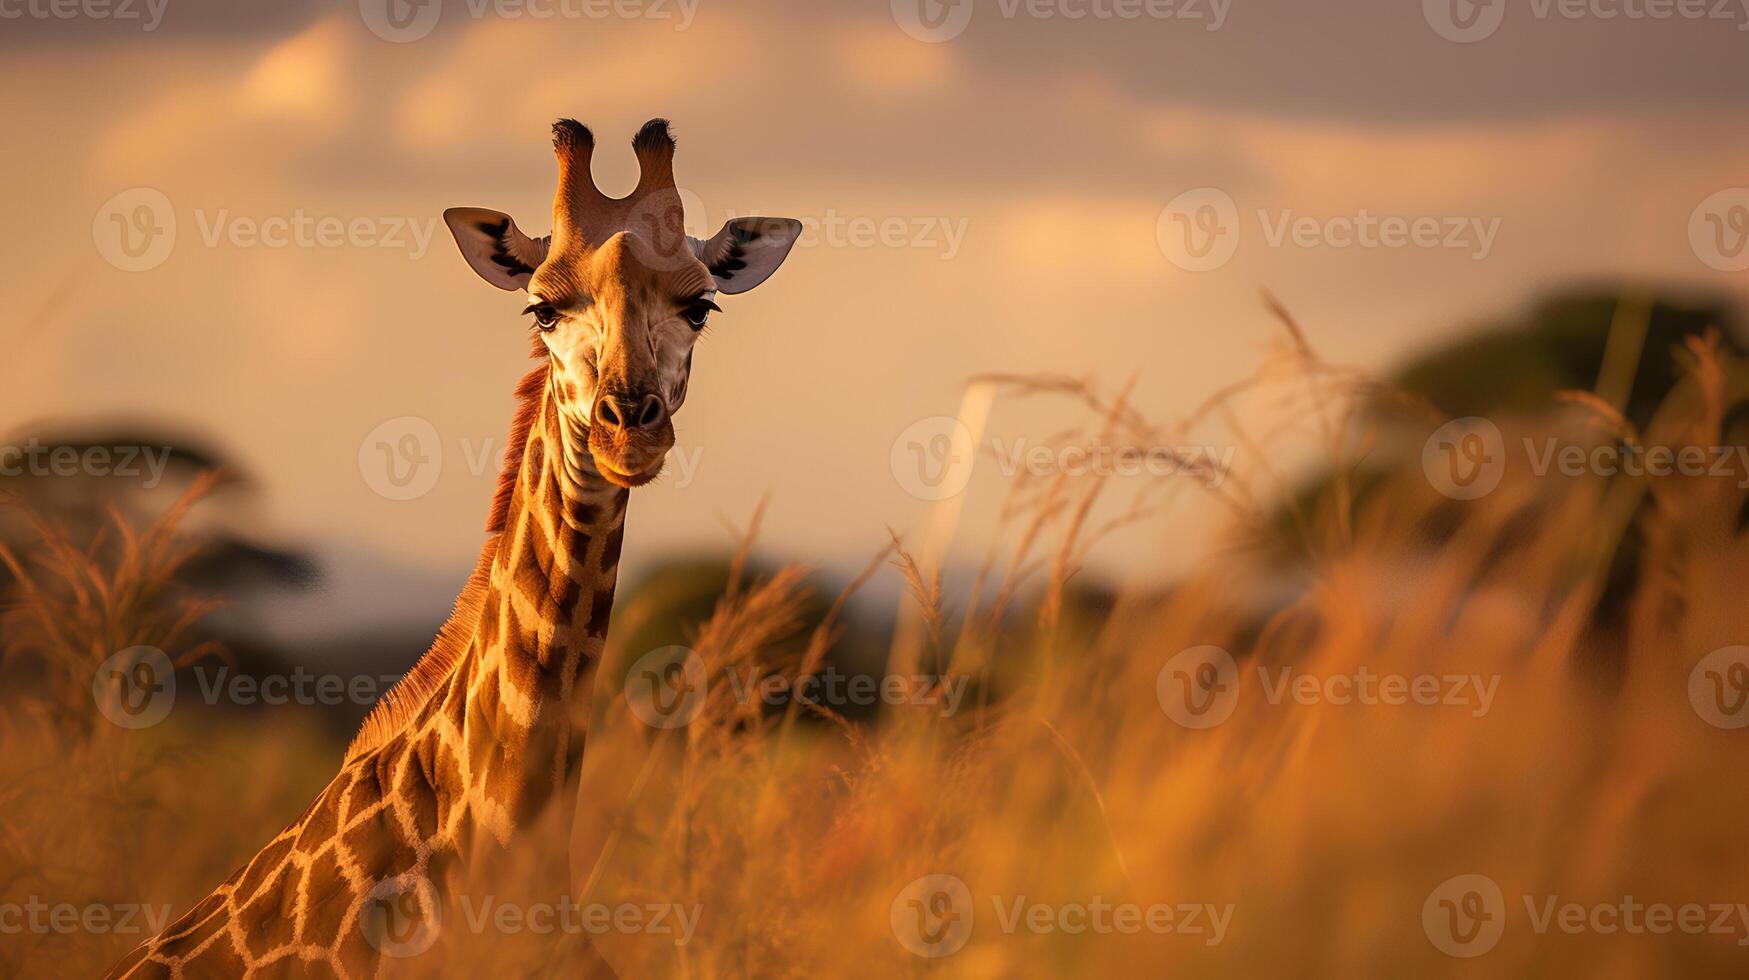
xmin=443 ymin=207 xmax=551 ymax=291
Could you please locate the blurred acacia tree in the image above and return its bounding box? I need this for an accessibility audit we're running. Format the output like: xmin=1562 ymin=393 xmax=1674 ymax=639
xmin=0 ymin=425 xmax=314 ymax=736
xmin=1257 ymin=287 xmax=1747 ymax=656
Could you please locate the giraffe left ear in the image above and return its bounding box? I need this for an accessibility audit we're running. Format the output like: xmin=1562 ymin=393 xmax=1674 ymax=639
xmin=690 ymin=217 xmax=802 ymax=295
xmin=444 ymin=207 xmax=551 ymax=291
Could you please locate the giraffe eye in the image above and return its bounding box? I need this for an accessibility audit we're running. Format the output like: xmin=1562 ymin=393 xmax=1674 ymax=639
xmin=682 ymin=298 xmax=720 ymax=331
xmin=525 ymin=304 xmax=560 ymax=332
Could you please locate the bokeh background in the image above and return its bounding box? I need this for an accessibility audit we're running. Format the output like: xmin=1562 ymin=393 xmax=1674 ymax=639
xmin=3 ymin=2 xmax=1749 ymax=975
xmin=5 ymin=0 xmax=1745 ymax=637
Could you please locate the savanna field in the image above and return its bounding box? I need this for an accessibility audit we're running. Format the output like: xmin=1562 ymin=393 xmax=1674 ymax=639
xmin=4 ymin=300 xmax=1747 ymax=978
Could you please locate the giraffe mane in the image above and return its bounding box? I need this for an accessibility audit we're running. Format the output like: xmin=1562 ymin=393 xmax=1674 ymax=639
xmin=345 ymin=344 xmax=551 ymax=761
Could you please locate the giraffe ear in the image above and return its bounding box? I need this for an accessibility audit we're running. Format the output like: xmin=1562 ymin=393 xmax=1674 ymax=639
xmin=443 ymin=207 xmax=551 ymax=291
xmin=689 ymin=217 xmax=802 ymax=295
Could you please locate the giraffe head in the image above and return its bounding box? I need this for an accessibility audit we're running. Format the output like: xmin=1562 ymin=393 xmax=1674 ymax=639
xmin=444 ymin=119 xmax=801 ymax=488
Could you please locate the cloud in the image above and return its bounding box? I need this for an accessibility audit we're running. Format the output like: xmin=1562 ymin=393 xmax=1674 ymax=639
xmin=0 ymin=0 xmax=321 ymax=44
xmin=7 ymin=1 xmax=1748 ymax=588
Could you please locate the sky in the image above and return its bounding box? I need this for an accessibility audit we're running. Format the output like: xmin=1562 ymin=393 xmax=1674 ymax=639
xmin=1 ymin=0 xmax=1745 ymax=634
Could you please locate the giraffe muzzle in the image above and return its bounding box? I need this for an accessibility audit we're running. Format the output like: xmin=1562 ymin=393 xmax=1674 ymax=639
xmin=586 ymin=394 xmax=674 ymax=488
xmin=594 ymin=391 xmax=668 ymax=433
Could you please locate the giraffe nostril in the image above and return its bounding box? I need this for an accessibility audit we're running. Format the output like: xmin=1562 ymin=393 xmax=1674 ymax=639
xmin=594 ymin=393 xmax=665 ymax=432
xmin=594 ymin=396 xmax=623 ymax=430
xmin=635 ymin=394 xmax=666 ymax=430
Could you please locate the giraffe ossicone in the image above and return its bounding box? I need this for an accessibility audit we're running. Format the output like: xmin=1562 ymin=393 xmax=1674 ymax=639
xmin=105 ymin=118 xmax=801 ymax=980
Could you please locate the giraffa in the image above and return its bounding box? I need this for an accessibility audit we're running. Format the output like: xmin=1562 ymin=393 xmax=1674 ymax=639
xmin=104 ymin=118 xmax=801 ymax=979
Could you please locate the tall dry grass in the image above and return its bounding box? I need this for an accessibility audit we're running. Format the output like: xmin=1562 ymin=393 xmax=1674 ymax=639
xmin=555 ymin=312 xmax=1749 ymax=978
xmin=6 ymin=309 xmax=1749 ymax=977
xmin=0 ymin=474 xmax=331 ymax=977
xmin=0 ymin=472 xmax=228 ymax=739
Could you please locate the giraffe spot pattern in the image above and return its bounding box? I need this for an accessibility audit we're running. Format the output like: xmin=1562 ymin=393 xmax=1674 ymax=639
xmin=105 ymin=378 xmax=633 ymax=980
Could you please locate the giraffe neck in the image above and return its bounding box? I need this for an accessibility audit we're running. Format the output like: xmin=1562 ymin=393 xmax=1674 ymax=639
xmin=102 ymin=371 xmax=633 ymax=979
xmin=487 ymin=368 xmax=627 ymax=681
xmin=443 ymin=369 xmax=629 ymax=840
